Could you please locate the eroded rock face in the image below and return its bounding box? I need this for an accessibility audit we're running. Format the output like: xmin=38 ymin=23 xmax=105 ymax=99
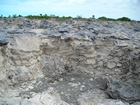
xmin=0 ymin=18 xmax=140 ymax=105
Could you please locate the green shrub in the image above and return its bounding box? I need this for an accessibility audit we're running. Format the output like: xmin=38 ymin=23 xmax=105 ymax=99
xmin=98 ymin=16 xmax=107 ymax=20
xmin=117 ymin=17 xmax=131 ymax=21
xmin=98 ymin=16 xmax=117 ymax=21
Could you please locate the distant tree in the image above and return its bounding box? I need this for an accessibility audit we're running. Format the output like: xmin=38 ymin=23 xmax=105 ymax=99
xmin=98 ymin=16 xmax=107 ymax=20
xmin=18 ymin=15 xmax=23 ymax=17
xmin=68 ymin=16 xmax=72 ymax=19
xmin=13 ymin=14 xmax=17 ymax=18
xmin=117 ymin=17 xmax=131 ymax=21
xmin=92 ymin=15 xmax=95 ymax=19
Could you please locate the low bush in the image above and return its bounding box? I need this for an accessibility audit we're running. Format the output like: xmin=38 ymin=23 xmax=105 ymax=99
xmin=117 ymin=17 xmax=131 ymax=21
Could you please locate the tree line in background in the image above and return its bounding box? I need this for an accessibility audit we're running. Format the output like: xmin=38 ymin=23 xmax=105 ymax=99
xmin=0 ymin=14 xmax=139 ymax=22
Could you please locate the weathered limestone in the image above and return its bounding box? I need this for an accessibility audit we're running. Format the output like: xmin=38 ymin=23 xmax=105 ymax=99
xmin=0 ymin=18 xmax=140 ymax=105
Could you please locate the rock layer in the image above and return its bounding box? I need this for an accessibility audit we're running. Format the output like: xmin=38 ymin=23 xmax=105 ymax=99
xmin=0 ymin=18 xmax=140 ymax=105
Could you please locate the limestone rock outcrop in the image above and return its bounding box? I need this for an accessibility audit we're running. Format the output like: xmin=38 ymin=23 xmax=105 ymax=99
xmin=0 ymin=17 xmax=140 ymax=105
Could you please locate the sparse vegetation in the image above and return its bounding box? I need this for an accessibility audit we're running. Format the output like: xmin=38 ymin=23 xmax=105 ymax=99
xmin=24 ymin=14 xmax=73 ymax=22
xmin=0 ymin=14 xmax=138 ymax=22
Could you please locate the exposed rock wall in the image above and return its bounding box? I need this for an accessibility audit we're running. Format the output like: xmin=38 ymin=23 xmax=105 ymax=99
xmin=0 ymin=18 xmax=140 ymax=105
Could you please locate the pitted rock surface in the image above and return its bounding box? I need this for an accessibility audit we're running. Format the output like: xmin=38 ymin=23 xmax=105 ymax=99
xmin=0 ymin=17 xmax=140 ymax=105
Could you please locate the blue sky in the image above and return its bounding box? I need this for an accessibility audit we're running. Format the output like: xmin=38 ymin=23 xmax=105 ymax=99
xmin=0 ymin=0 xmax=140 ymax=20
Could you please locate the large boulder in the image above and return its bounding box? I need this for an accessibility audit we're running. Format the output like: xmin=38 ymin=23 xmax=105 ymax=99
xmin=107 ymin=79 xmax=140 ymax=102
